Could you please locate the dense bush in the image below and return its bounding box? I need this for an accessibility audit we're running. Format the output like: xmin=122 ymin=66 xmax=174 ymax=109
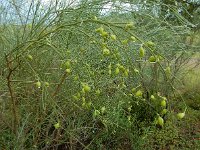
xmin=0 ymin=0 xmax=199 ymax=149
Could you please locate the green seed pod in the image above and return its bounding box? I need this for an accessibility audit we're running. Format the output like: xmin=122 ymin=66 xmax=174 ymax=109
xmin=149 ymin=56 xmax=157 ymax=63
xmin=157 ymin=116 xmax=164 ymax=126
xmin=128 ymin=106 xmax=132 ymax=112
xmin=146 ymin=41 xmax=155 ymax=48
xmin=135 ymin=90 xmax=142 ymax=97
xmin=160 ymin=100 xmax=167 ymax=107
xmin=44 ymin=82 xmax=49 ymax=87
xmin=134 ymin=69 xmax=139 ymax=73
xmin=119 ymin=65 xmax=125 ymax=71
xmin=108 ymin=69 xmax=112 ymax=75
xmin=115 ymin=67 xmax=120 ymax=75
xmin=111 ymin=34 xmax=117 ymax=40
xmin=124 ymin=69 xmax=129 ymax=77
xmin=130 ymin=36 xmax=136 ymax=42
xmin=131 ymin=88 xmax=136 ymax=93
xmin=127 ymin=115 xmax=131 ymax=121
xmin=35 ymin=81 xmax=41 ymax=88
xmin=125 ymin=22 xmax=134 ymax=30
xmin=86 ymin=102 xmax=92 ymax=108
xmin=83 ymin=84 xmax=91 ymax=93
xmin=101 ymin=31 xmax=108 ymax=38
xmin=54 ymin=122 xmax=60 ymax=129
xmin=150 ymin=95 xmax=155 ymax=100
xmin=122 ymin=39 xmax=128 ymax=45
xmin=65 ymin=60 xmax=70 ymax=69
xmin=93 ymin=110 xmax=100 ymax=117
xmin=74 ymin=75 xmax=79 ymax=81
xmin=101 ymin=106 xmax=106 ymax=114
xmin=103 ymin=48 xmax=110 ymax=56
xmin=94 ymin=16 xmax=97 ymax=20
xmin=177 ymin=112 xmax=185 ymax=119
xmin=82 ymin=97 xmax=86 ymax=103
xmin=108 ymin=64 xmax=112 ymax=69
xmin=66 ymin=69 xmax=71 ymax=73
xmin=95 ymin=27 xmax=104 ymax=33
xmin=82 ymin=102 xmax=86 ymax=107
xmin=139 ymin=47 xmax=145 ymax=57
xmin=27 ymin=54 xmax=33 ymax=60
xmin=96 ymin=89 xmax=101 ymax=95
xmin=161 ymin=109 xmax=168 ymax=115
xmin=73 ymin=95 xmax=79 ymax=101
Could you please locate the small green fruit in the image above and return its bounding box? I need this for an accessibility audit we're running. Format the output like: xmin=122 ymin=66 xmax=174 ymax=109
xmin=73 ymin=95 xmax=79 ymax=100
xmin=108 ymin=64 xmax=112 ymax=69
xmin=157 ymin=116 xmax=164 ymax=126
xmin=44 ymin=82 xmax=49 ymax=87
xmin=83 ymin=84 xmax=91 ymax=93
xmin=177 ymin=112 xmax=185 ymax=119
xmin=127 ymin=115 xmax=131 ymax=121
xmin=54 ymin=122 xmax=60 ymax=129
xmin=35 ymin=81 xmax=41 ymax=88
xmin=139 ymin=47 xmax=145 ymax=57
xmin=131 ymin=88 xmax=136 ymax=93
xmin=122 ymin=39 xmax=128 ymax=45
xmin=124 ymin=70 xmax=129 ymax=77
xmin=160 ymin=100 xmax=167 ymax=107
xmin=150 ymin=95 xmax=155 ymax=100
xmin=111 ymin=34 xmax=117 ymax=40
xmin=101 ymin=106 xmax=106 ymax=114
xmin=93 ymin=110 xmax=100 ymax=117
xmin=130 ymin=36 xmax=136 ymax=41
xmin=134 ymin=69 xmax=139 ymax=73
xmin=125 ymin=22 xmax=134 ymax=30
xmin=66 ymin=69 xmax=71 ymax=73
xmin=149 ymin=56 xmax=156 ymax=63
xmin=27 ymin=54 xmax=33 ymax=60
xmin=115 ymin=67 xmax=120 ymax=75
xmin=95 ymin=27 xmax=104 ymax=33
xmin=96 ymin=89 xmax=101 ymax=95
xmin=94 ymin=16 xmax=97 ymax=20
xmin=103 ymin=48 xmax=110 ymax=56
xmin=101 ymin=31 xmax=108 ymax=38
xmin=108 ymin=69 xmax=112 ymax=75
xmin=161 ymin=109 xmax=168 ymax=115
xmin=135 ymin=90 xmax=142 ymax=97
xmin=146 ymin=41 xmax=155 ymax=47
xmin=65 ymin=61 xmax=70 ymax=69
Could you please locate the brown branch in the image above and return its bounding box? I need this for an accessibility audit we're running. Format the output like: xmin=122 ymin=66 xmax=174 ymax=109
xmin=52 ymin=72 xmax=68 ymax=97
xmin=5 ymin=55 xmax=19 ymax=135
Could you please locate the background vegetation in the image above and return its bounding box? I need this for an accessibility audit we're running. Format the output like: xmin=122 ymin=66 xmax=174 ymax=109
xmin=0 ymin=0 xmax=200 ymax=149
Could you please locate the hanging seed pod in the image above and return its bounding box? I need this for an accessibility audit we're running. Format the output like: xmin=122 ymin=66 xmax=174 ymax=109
xmin=115 ymin=67 xmax=120 ymax=75
xmin=54 ymin=122 xmax=60 ymax=129
xmin=160 ymin=99 xmax=167 ymax=107
xmin=161 ymin=109 xmax=168 ymax=115
xmin=35 ymin=81 xmax=41 ymax=88
xmin=103 ymin=48 xmax=110 ymax=56
xmin=83 ymin=84 xmax=91 ymax=93
xmin=135 ymin=90 xmax=142 ymax=97
xmin=177 ymin=112 xmax=185 ymax=119
xmin=149 ymin=56 xmax=157 ymax=63
xmin=157 ymin=116 xmax=164 ymax=127
xmin=27 ymin=54 xmax=33 ymax=60
xmin=111 ymin=34 xmax=117 ymax=40
xmin=66 ymin=69 xmax=71 ymax=73
xmin=139 ymin=47 xmax=145 ymax=57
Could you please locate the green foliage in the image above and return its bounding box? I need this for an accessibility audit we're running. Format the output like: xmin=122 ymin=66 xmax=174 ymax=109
xmin=0 ymin=0 xmax=199 ymax=149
